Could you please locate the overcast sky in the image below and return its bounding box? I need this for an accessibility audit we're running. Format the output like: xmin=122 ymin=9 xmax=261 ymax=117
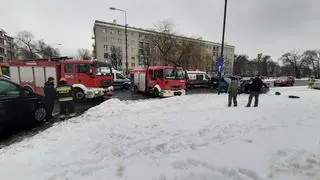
xmin=1 ymin=0 xmax=319 ymax=60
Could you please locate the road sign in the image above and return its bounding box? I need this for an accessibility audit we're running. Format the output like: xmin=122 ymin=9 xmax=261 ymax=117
xmin=216 ymin=57 xmax=224 ymax=73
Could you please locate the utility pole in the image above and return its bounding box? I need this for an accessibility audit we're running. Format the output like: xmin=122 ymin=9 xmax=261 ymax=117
xmin=110 ymin=7 xmax=128 ymax=75
xmin=218 ymin=0 xmax=228 ymax=78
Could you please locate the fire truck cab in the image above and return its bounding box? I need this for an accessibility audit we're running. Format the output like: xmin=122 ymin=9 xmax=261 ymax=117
xmin=2 ymin=58 xmax=114 ymax=100
xmin=131 ymin=66 xmax=186 ymax=97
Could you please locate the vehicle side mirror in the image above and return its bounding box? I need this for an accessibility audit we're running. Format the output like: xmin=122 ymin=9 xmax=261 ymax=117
xmin=23 ymin=87 xmax=34 ymax=96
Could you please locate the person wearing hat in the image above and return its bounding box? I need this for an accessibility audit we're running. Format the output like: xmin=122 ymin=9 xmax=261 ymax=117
xmin=43 ymin=77 xmax=56 ymax=120
xmin=56 ymin=77 xmax=76 ymax=119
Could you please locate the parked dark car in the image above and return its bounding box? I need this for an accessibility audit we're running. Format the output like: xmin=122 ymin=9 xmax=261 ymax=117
xmin=0 ymin=79 xmax=47 ymax=131
xmin=113 ymin=71 xmax=132 ymax=90
xmin=239 ymin=79 xmax=270 ymax=94
xmin=209 ymin=76 xmax=229 ymax=92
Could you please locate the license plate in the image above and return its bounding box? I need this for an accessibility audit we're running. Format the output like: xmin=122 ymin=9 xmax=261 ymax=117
xmin=174 ymin=92 xmax=182 ymax=96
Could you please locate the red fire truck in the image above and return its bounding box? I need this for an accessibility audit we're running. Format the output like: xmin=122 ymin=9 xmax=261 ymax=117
xmin=1 ymin=57 xmax=114 ymax=100
xmin=130 ymin=66 xmax=186 ymax=97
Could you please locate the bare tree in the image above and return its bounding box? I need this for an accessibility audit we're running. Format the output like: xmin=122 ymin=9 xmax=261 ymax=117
xmin=260 ymin=55 xmax=272 ymax=76
xmin=15 ymin=31 xmax=38 ymax=59
xmin=147 ymin=20 xmax=205 ymax=70
xmin=110 ymin=46 xmax=122 ymax=70
xmin=15 ymin=31 xmax=60 ymax=59
xmin=302 ymin=50 xmax=320 ymax=78
xmin=279 ymin=51 xmax=307 ymax=78
xmin=148 ymin=20 xmax=176 ymax=65
xmin=233 ymin=54 xmax=249 ymax=76
xmin=77 ymin=48 xmax=91 ymax=60
xmin=266 ymin=61 xmax=280 ymax=77
xmin=36 ymin=40 xmax=60 ymax=58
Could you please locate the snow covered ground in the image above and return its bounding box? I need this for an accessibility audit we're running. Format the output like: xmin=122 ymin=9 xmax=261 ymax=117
xmin=1 ymin=87 xmax=320 ymax=180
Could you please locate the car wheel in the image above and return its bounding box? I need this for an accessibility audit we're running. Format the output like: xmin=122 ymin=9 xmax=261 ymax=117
xmin=34 ymin=106 xmax=47 ymax=122
xmin=75 ymin=88 xmax=85 ymax=101
xmin=24 ymin=86 xmax=33 ymax=93
xmin=123 ymin=83 xmax=130 ymax=90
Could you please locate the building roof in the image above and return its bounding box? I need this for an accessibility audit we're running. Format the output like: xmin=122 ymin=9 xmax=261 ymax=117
xmin=94 ymin=20 xmax=234 ymax=48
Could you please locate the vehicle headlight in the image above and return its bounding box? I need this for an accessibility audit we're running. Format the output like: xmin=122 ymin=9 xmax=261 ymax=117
xmin=95 ymin=91 xmax=99 ymax=94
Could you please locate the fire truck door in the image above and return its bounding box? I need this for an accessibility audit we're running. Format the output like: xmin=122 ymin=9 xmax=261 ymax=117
xmin=63 ymin=64 xmax=77 ymax=85
xmin=148 ymin=69 xmax=156 ymax=90
xmin=75 ymin=64 xmax=93 ymax=86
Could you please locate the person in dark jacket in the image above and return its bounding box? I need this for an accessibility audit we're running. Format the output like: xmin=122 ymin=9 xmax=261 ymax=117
xmin=56 ymin=78 xmax=75 ymax=119
xmin=43 ymin=77 xmax=55 ymax=120
xmin=246 ymin=75 xmax=268 ymax=107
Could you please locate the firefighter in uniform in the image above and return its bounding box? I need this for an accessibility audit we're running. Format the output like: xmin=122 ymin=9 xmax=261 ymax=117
xmin=56 ymin=78 xmax=76 ymax=119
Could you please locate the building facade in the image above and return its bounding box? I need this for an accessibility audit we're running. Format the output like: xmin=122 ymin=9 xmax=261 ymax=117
xmin=0 ymin=29 xmax=14 ymax=62
xmin=93 ymin=20 xmax=235 ymax=75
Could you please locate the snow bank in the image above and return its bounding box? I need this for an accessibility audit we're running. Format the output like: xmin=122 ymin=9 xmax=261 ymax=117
xmin=1 ymin=87 xmax=320 ymax=180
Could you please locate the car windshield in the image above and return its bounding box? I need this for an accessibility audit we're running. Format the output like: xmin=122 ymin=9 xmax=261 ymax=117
xmin=165 ymin=68 xmax=185 ymax=80
xmin=96 ymin=66 xmax=111 ymax=76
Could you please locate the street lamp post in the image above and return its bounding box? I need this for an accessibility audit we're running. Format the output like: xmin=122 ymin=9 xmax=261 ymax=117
xmin=110 ymin=6 xmax=128 ymax=75
xmin=218 ymin=0 xmax=228 ymax=78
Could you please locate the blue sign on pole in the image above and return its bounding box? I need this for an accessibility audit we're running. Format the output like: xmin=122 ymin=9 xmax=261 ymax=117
xmin=216 ymin=57 xmax=224 ymax=73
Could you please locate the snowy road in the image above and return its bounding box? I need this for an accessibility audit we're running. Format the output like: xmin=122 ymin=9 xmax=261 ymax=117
xmin=0 ymin=86 xmax=319 ymax=180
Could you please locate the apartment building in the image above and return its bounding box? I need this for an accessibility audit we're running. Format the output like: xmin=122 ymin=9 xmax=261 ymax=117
xmin=0 ymin=29 xmax=14 ymax=62
xmin=93 ymin=20 xmax=235 ymax=75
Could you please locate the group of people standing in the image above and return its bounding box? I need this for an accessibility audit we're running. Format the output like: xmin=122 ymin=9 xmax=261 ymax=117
xmin=43 ymin=77 xmax=76 ymax=120
xmin=226 ymin=75 xmax=268 ymax=107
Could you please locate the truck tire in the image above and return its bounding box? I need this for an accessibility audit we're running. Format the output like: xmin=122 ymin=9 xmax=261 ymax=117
xmin=33 ymin=105 xmax=47 ymax=122
xmin=75 ymin=88 xmax=85 ymax=101
xmin=153 ymin=88 xmax=159 ymax=97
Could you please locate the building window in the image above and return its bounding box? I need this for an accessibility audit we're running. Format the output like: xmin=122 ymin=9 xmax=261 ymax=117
xmin=131 ymin=63 xmax=135 ymax=67
xmin=139 ymin=42 xmax=143 ymax=48
xmin=104 ymin=45 xmax=108 ymax=51
xmin=104 ymin=53 xmax=109 ymax=59
xmin=213 ymin=52 xmax=216 ymax=56
xmin=118 ymin=30 xmax=121 ymax=35
xmin=131 ymin=56 xmax=135 ymax=60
